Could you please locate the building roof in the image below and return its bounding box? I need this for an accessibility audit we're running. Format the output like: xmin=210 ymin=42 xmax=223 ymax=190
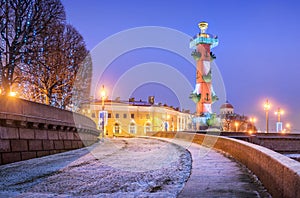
xmin=220 ymin=101 xmax=234 ymax=109
xmin=86 ymin=99 xmax=184 ymax=112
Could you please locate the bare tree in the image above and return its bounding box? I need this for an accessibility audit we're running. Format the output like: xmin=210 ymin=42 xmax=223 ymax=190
xmin=19 ymin=23 xmax=90 ymax=109
xmin=221 ymin=113 xmax=235 ymax=131
xmin=236 ymin=115 xmax=248 ymax=131
xmin=58 ymin=24 xmax=90 ymax=109
xmin=0 ymin=0 xmax=65 ymax=94
xmin=71 ymin=53 xmax=92 ymax=111
xmin=221 ymin=113 xmax=251 ymax=132
xmin=1 ymin=0 xmax=91 ymax=110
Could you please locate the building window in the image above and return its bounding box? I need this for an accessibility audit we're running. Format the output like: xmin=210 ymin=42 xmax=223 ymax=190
xmin=123 ymin=114 xmax=127 ymax=119
xmin=116 ymin=113 xmax=119 ymax=118
xmin=131 ymin=113 xmax=135 ymax=119
xmin=145 ymin=122 xmax=151 ymax=133
xmin=108 ymin=113 xmax=111 ymax=118
xmin=146 ymin=114 xmax=150 ymax=119
xmin=114 ymin=123 xmax=120 ymax=134
xmin=129 ymin=122 xmax=136 ymax=134
xmin=91 ymin=113 xmax=95 ymax=118
xmin=164 ymin=122 xmax=169 ymax=131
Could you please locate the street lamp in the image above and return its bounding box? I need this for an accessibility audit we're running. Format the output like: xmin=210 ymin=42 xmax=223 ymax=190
xmin=234 ymin=121 xmax=239 ymax=132
xmin=99 ymin=85 xmax=106 ymax=139
xmin=286 ymin=123 xmax=291 ymax=132
xmin=9 ymin=91 xmax=17 ymax=97
xmin=274 ymin=107 xmax=284 ymax=132
xmin=274 ymin=107 xmax=284 ymax=122
xmin=264 ymin=99 xmax=271 ymax=133
xmin=101 ymin=85 xmax=106 ymax=111
xmin=7 ymin=85 xmax=17 ymax=97
xmin=249 ymin=117 xmax=257 ymax=132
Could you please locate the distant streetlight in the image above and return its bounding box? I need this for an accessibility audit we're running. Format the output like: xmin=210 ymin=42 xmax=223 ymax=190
xmin=9 ymin=91 xmax=17 ymax=97
xmin=249 ymin=117 xmax=257 ymax=132
xmin=99 ymin=85 xmax=106 ymax=139
xmin=275 ymin=107 xmax=284 ymax=132
xmin=8 ymin=86 xmax=17 ymax=97
xmin=167 ymin=114 xmax=170 ymax=120
xmin=101 ymin=85 xmax=106 ymax=111
xmin=264 ymin=99 xmax=271 ymax=133
xmin=234 ymin=121 xmax=239 ymax=132
xmin=274 ymin=107 xmax=284 ymax=122
xmin=286 ymin=123 xmax=291 ymax=132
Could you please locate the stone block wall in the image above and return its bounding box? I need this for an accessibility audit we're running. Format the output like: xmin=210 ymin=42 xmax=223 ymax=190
xmin=0 ymin=96 xmax=99 ymax=165
xmin=253 ymin=133 xmax=300 ymax=153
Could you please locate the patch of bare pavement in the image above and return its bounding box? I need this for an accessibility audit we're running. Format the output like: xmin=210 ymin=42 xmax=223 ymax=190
xmin=160 ymin=138 xmax=271 ymax=198
xmin=0 ymin=137 xmax=271 ymax=197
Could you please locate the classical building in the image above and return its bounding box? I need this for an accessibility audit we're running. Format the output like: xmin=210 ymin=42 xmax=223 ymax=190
xmin=81 ymin=98 xmax=193 ymax=137
xmin=219 ymin=101 xmax=256 ymax=132
xmin=220 ymin=101 xmax=234 ymax=115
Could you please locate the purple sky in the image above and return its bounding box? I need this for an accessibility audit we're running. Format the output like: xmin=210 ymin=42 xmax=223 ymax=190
xmin=61 ymin=0 xmax=300 ymax=131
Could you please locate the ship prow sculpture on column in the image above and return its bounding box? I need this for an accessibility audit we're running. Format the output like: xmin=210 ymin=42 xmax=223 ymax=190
xmin=189 ymin=21 xmax=220 ymax=130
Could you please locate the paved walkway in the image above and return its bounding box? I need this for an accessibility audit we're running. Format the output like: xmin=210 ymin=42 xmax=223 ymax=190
xmin=0 ymin=138 xmax=190 ymax=197
xmin=0 ymin=137 xmax=271 ymax=197
xmin=159 ymin=138 xmax=271 ymax=198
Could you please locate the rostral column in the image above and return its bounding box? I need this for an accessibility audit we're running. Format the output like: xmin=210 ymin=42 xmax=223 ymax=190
xmin=190 ymin=21 xmax=219 ymax=128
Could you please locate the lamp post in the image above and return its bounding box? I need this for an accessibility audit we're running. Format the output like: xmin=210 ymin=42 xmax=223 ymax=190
xmin=8 ymin=86 xmax=17 ymax=97
xmin=249 ymin=117 xmax=257 ymax=132
xmin=274 ymin=107 xmax=284 ymax=122
xmin=9 ymin=91 xmax=17 ymax=97
xmin=274 ymin=107 xmax=284 ymax=132
xmin=99 ymin=85 xmax=106 ymax=138
xmin=101 ymin=85 xmax=106 ymax=111
xmin=234 ymin=121 xmax=239 ymax=132
xmin=264 ymin=99 xmax=271 ymax=133
xmin=286 ymin=123 xmax=291 ymax=132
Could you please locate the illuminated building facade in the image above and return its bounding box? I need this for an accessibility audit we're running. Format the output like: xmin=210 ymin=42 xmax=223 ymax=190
xmin=219 ymin=101 xmax=257 ymax=132
xmin=81 ymin=98 xmax=192 ymax=137
xmin=220 ymin=101 xmax=234 ymax=115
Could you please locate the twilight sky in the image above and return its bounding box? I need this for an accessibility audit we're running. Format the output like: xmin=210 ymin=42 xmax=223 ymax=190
xmin=61 ymin=0 xmax=300 ymax=132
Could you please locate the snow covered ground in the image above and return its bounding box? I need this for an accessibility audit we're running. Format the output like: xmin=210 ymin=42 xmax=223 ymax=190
xmin=0 ymin=138 xmax=192 ymax=198
xmin=284 ymin=153 xmax=300 ymax=162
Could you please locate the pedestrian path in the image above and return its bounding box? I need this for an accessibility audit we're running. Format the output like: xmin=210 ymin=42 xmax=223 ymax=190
xmin=158 ymin=138 xmax=271 ymax=198
xmin=0 ymin=138 xmax=190 ymax=197
xmin=0 ymin=137 xmax=271 ymax=197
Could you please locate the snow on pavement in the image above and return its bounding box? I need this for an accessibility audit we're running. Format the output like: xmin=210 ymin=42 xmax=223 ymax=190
xmin=0 ymin=138 xmax=192 ymax=198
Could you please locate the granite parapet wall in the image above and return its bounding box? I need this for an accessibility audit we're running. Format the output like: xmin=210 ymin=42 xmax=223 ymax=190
xmin=148 ymin=131 xmax=300 ymax=198
xmin=0 ymin=96 xmax=99 ymax=165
